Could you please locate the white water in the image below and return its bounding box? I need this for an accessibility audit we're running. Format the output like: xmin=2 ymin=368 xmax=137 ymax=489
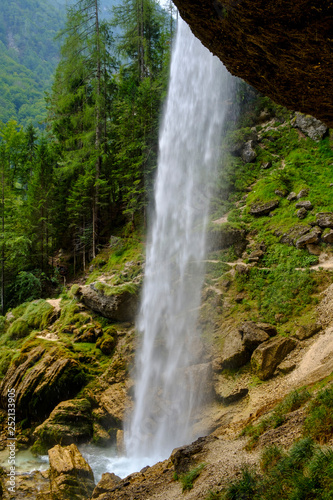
xmin=122 ymin=19 xmax=234 ymax=472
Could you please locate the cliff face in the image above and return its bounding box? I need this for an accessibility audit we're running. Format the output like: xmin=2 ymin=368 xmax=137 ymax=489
xmin=173 ymin=0 xmax=333 ymax=127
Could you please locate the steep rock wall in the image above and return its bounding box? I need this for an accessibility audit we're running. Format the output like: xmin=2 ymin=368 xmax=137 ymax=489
xmin=173 ymin=0 xmax=333 ymax=126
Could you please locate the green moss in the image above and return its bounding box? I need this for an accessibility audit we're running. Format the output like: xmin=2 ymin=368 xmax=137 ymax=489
xmin=94 ymin=282 xmax=138 ymax=297
xmin=7 ymin=318 xmax=30 ymax=339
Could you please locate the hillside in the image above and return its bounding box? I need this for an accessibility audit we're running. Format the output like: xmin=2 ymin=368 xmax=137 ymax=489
xmin=0 ymin=94 xmax=333 ymax=499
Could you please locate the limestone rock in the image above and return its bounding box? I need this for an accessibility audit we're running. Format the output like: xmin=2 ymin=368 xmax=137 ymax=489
xmin=295 ymin=200 xmax=313 ymax=210
xmin=241 ymin=140 xmax=257 ymax=163
xmin=294 ymin=113 xmax=328 ymax=141
xmin=294 ymin=323 xmax=321 ymax=341
xmin=218 ymin=329 xmax=250 ymax=370
xmin=76 ymin=282 xmax=139 ymax=322
xmin=218 ymin=387 xmax=249 ymax=405
xmin=250 ymin=200 xmax=279 ymax=216
xmin=256 ymin=323 xmax=277 ymax=337
xmin=95 ymin=382 xmax=129 ymax=431
xmin=277 ymin=359 xmax=296 ymax=375
xmin=171 ymin=436 xmax=215 ymax=474
xmin=280 ymin=225 xmax=311 ymax=246
xmin=306 ymin=244 xmax=321 ymax=256
xmin=0 ymin=345 xmax=85 ymax=420
xmin=48 ymin=444 xmax=95 ymax=500
xmin=316 ymin=212 xmax=333 ymax=229
xmin=322 ymin=229 xmax=333 ymax=244
xmin=295 ymin=228 xmax=321 ymax=248
xmin=251 ymin=337 xmax=297 ymax=380
xmin=207 ymin=223 xmax=247 ymax=256
xmin=239 ymin=321 xmax=270 ymax=351
xmin=296 ymin=207 xmax=307 ymax=219
xmin=287 ymin=192 xmax=297 ymax=201
xmin=33 ymin=399 xmax=93 ymax=447
xmin=91 ymin=473 xmax=121 ymax=499
xmin=248 ymin=249 xmax=264 ymax=262
xmin=297 ymin=188 xmax=310 ymax=199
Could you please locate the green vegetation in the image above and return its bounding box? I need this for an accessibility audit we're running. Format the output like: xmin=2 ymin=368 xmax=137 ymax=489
xmin=303 ymin=384 xmax=333 ymax=444
xmin=241 ymin=389 xmax=311 ymax=449
xmin=174 ymin=463 xmax=206 ymax=492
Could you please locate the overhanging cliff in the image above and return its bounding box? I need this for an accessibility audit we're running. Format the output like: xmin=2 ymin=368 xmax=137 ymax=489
xmin=173 ymin=0 xmax=333 ymax=127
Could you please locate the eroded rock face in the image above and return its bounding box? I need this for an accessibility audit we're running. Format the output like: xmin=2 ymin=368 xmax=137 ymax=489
xmin=48 ymin=444 xmax=95 ymax=500
xmin=0 ymin=346 xmax=85 ymax=420
xmin=173 ymin=0 xmax=333 ymax=127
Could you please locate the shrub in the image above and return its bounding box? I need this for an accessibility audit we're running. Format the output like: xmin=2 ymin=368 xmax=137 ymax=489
xmin=303 ymin=385 xmax=333 ymax=443
xmin=224 ymin=467 xmax=258 ymax=500
xmin=179 ymin=464 xmax=206 ymax=492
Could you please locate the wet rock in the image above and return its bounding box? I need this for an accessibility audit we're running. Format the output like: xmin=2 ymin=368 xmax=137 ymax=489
xmin=48 ymin=444 xmax=95 ymax=500
xmin=295 ymin=200 xmax=313 ymax=210
xmin=95 ymin=382 xmax=130 ymax=431
xmin=294 ymin=323 xmax=322 ymax=341
xmin=171 ymin=436 xmax=215 ymax=474
xmin=297 ymin=207 xmax=308 ymax=219
xmin=76 ymin=282 xmax=139 ymax=322
xmin=251 ymin=337 xmax=297 ymax=380
xmin=250 ymin=199 xmax=279 ymax=216
xmin=33 ymin=399 xmax=93 ymax=448
xmin=241 ymin=140 xmax=257 ymax=163
xmin=91 ymin=473 xmax=121 ymax=499
xmin=239 ymin=321 xmax=270 ymax=351
xmin=0 ymin=345 xmax=85 ymax=420
xmin=207 ymin=223 xmax=247 ymax=256
xmin=295 ymin=228 xmax=321 ymax=248
xmin=316 ymin=212 xmax=333 ymax=229
xmin=287 ymin=192 xmax=297 ymax=201
xmin=294 ymin=113 xmax=328 ymax=141
xmin=322 ymin=229 xmax=333 ymax=244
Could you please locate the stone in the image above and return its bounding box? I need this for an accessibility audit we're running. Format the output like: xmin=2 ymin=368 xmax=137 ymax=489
xmin=235 ymin=264 xmax=249 ymax=275
xmin=297 ymin=207 xmax=308 ymax=219
xmin=48 ymin=444 xmax=95 ymax=500
xmin=171 ymin=436 xmax=214 ymax=474
xmin=295 ymin=200 xmax=313 ymax=210
xmin=76 ymin=282 xmax=139 ymax=322
xmin=279 ymin=225 xmax=311 ymax=246
xmin=306 ymin=244 xmax=321 ymax=256
xmin=277 ymin=359 xmax=296 ymax=375
xmin=33 ymin=399 xmax=93 ymax=448
xmin=256 ymin=323 xmax=277 ymax=337
xmin=235 ymin=293 xmax=245 ymax=303
xmin=294 ymin=323 xmax=321 ymax=341
xmin=287 ymin=192 xmax=297 ymax=201
xmin=0 ymin=345 xmax=85 ymax=420
xmin=261 ymin=161 xmax=272 ymax=169
xmin=248 ymin=249 xmax=264 ymax=262
xmin=322 ymin=230 xmax=333 ymax=244
xmin=95 ymin=382 xmax=129 ymax=431
xmin=275 ymin=189 xmax=287 ymax=197
xmin=294 ymin=113 xmax=328 ymax=141
xmin=295 ymin=228 xmax=321 ymax=248
xmin=250 ymin=199 xmax=279 ymax=216
xmin=218 ymin=387 xmax=249 ymax=405
xmin=218 ymin=328 xmax=251 ymax=370
xmin=297 ymin=188 xmax=310 ymax=199
xmin=91 ymin=473 xmax=121 ymax=499
xmin=316 ymin=212 xmax=333 ymax=229
xmin=239 ymin=321 xmax=270 ymax=351
xmin=241 ymin=140 xmax=257 ymax=163
xmin=251 ymin=337 xmax=297 ymax=380
xmin=207 ymin=223 xmax=247 ymax=256
xmin=92 ymin=423 xmax=113 ymax=447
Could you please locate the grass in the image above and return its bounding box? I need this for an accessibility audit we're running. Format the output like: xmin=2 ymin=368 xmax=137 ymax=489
xmin=175 ymin=463 xmax=206 ymax=492
xmin=303 ymin=384 xmax=333 ymax=444
xmin=241 ymin=389 xmax=311 ymax=449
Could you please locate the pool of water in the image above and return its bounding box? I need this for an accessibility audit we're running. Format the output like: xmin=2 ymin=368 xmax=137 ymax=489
xmin=0 ymin=448 xmax=49 ymax=473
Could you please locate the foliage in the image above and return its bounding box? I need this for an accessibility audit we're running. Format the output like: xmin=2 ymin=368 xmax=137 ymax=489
xmin=303 ymin=384 xmax=333 ymax=444
xmin=177 ymin=463 xmax=206 ymax=492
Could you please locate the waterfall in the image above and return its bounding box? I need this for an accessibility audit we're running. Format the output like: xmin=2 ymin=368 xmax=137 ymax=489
xmin=124 ymin=19 xmax=234 ymax=467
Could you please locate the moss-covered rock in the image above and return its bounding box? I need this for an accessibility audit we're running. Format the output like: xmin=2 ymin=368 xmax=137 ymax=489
xmin=7 ymin=318 xmax=30 ymax=339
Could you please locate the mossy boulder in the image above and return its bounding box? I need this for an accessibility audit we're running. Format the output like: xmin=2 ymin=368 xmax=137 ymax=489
xmin=48 ymin=444 xmax=95 ymax=500
xmin=207 ymin=222 xmax=247 ymax=256
xmin=33 ymin=399 xmax=93 ymax=451
xmin=7 ymin=318 xmax=30 ymax=339
xmin=75 ymin=282 xmax=139 ymax=322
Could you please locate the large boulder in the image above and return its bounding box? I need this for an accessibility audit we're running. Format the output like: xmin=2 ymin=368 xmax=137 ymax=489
xmin=295 ymin=228 xmax=321 ymax=248
xmin=94 ymin=382 xmax=130 ymax=434
xmin=215 ymin=328 xmax=251 ymax=370
xmin=250 ymin=200 xmax=279 ymax=216
xmin=91 ymin=473 xmax=121 ymax=499
xmin=238 ymin=321 xmax=270 ymax=351
xmin=75 ymin=282 xmax=139 ymax=322
xmin=48 ymin=444 xmax=95 ymax=500
xmin=251 ymin=337 xmax=297 ymax=380
xmin=0 ymin=345 xmax=85 ymax=420
xmin=241 ymin=140 xmax=257 ymax=163
xmin=279 ymin=225 xmax=311 ymax=246
xmin=293 ymin=113 xmax=328 ymax=141
xmin=33 ymin=399 xmax=93 ymax=448
xmin=316 ymin=212 xmax=333 ymax=229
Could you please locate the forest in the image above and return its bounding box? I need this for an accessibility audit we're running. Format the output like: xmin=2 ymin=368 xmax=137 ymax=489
xmin=0 ymin=0 xmax=176 ymax=313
